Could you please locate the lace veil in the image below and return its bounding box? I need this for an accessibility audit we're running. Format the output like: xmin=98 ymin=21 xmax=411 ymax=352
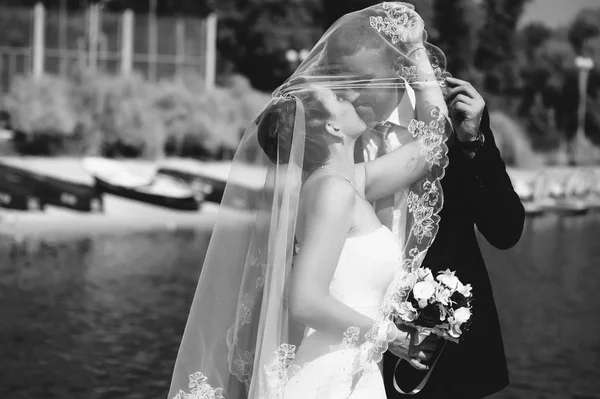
xmin=168 ymin=3 xmax=451 ymax=398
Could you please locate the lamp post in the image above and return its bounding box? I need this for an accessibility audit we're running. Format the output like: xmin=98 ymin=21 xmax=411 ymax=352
xmin=572 ymin=55 xmax=594 ymax=164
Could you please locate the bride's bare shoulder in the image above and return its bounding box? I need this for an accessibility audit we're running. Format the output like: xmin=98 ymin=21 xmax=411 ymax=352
xmin=296 ymin=172 xmax=356 ymax=240
xmin=300 ymin=172 xmax=356 ymax=216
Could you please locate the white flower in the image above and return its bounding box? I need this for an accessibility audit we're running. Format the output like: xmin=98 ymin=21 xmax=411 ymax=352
xmin=457 ymin=282 xmax=473 ymax=298
xmin=453 ymin=307 xmax=471 ymax=324
xmin=435 ymin=287 xmax=452 ymax=306
xmin=448 ymin=321 xmax=462 ymax=339
xmin=417 ymin=299 xmax=428 ymax=309
xmin=413 ymin=280 xmax=437 ymax=301
xmin=395 ymin=301 xmax=417 ymax=322
xmin=437 ymin=269 xmax=459 ymax=290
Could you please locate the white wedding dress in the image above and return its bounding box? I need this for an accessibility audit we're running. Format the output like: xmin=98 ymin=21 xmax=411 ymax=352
xmin=283 ymin=225 xmax=402 ymax=399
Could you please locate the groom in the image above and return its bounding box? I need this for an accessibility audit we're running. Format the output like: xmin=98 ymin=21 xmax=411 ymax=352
xmin=321 ymin=5 xmax=525 ymax=399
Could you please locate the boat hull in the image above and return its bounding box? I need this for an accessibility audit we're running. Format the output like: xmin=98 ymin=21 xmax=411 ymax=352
xmin=0 ymin=161 xmax=102 ymax=212
xmin=93 ymin=176 xmax=200 ymax=211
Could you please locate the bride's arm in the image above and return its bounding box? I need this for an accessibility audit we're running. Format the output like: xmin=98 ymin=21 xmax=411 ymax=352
xmin=360 ymin=47 xmax=451 ymax=202
xmin=359 ymin=140 xmax=426 ymax=202
xmin=359 ymin=109 xmax=451 ymax=202
xmin=289 ymin=176 xmax=374 ymax=341
xmin=400 ymin=7 xmax=449 ymax=123
xmin=410 ymin=48 xmax=449 ymax=123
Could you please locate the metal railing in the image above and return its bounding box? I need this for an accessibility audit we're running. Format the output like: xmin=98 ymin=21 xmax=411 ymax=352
xmin=0 ymin=4 xmax=216 ymax=93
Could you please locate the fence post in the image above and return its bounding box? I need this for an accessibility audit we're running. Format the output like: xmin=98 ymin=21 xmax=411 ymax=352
xmin=204 ymin=13 xmax=217 ymax=91
xmin=121 ymin=9 xmax=134 ymax=75
xmin=32 ymin=2 xmax=45 ymax=78
xmin=175 ymin=18 xmax=185 ymax=76
xmin=148 ymin=0 xmax=157 ymax=81
xmin=88 ymin=3 xmax=100 ymax=73
xmin=59 ymin=0 xmax=67 ymax=75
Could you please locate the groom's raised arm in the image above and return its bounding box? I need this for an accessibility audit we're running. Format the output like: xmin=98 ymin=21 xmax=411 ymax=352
xmin=450 ymin=107 xmax=525 ymax=250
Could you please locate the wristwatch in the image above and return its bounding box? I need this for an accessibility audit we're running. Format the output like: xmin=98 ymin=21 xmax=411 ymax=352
xmin=456 ymin=130 xmax=485 ymax=152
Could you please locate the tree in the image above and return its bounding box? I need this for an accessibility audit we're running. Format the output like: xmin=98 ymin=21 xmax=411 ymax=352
xmin=321 ymin=0 xmax=434 ymax=35
xmin=515 ymin=17 xmax=600 ymax=149
xmin=475 ymin=0 xmax=531 ymax=94
xmin=432 ymin=0 xmax=480 ymax=79
xmin=322 ymin=0 xmax=376 ymax=29
xmin=517 ymin=35 xmax=575 ymax=148
xmin=520 ymin=22 xmax=552 ymax=60
xmin=517 ymin=24 xmax=560 ymax=116
xmin=568 ymin=7 xmax=600 ymax=54
xmin=216 ymin=0 xmax=324 ymax=91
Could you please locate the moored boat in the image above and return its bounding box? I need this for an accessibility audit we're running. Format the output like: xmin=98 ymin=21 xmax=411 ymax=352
xmin=0 ymin=160 xmax=102 ymax=212
xmin=82 ymin=157 xmax=200 ymax=211
xmin=157 ymin=166 xmax=224 ymax=204
xmin=0 ymin=177 xmax=43 ymax=211
xmin=156 ymin=159 xmax=266 ymax=209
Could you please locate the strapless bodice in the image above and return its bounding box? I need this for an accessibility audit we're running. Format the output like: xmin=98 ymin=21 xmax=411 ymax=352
xmin=329 ymin=225 xmax=402 ymax=313
xmin=287 ymin=226 xmax=401 ymax=399
xmin=301 ymin=226 xmax=402 ymax=346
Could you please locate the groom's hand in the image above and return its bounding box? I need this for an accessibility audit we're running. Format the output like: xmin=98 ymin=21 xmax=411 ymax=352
xmin=359 ymin=129 xmax=384 ymax=161
xmin=389 ymin=324 xmax=438 ymax=371
xmin=444 ymin=76 xmax=485 ymax=143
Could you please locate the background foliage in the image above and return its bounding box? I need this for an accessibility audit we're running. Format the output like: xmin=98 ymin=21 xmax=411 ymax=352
xmin=1 ymin=0 xmax=599 ymax=160
xmin=3 ymin=72 xmax=267 ymax=158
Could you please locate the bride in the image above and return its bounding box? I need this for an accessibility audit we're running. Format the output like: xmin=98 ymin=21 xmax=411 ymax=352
xmin=168 ymin=3 xmax=451 ymax=398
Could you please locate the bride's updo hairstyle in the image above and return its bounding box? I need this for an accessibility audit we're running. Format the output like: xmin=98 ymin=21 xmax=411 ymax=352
xmin=257 ymin=88 xmax=332 ymax=172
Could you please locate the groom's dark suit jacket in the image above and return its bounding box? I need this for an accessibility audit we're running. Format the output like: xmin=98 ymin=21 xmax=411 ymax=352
xmin=380 ymin=108 xmax=525 ymax=399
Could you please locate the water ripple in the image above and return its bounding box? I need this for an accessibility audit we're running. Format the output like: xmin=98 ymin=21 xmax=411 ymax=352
xmin=1 ymin=214 xmax=600 ymax=398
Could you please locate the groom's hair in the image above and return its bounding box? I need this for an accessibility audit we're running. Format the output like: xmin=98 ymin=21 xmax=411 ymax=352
xmin=324 ymin=12 xmax=397 ymax=67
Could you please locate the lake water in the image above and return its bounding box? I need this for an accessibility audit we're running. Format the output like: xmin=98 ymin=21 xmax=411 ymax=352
xmin=486 ymin=213 xmax=600 ymax=399
xmin=1 ymin=213 xmax=599 ymax=399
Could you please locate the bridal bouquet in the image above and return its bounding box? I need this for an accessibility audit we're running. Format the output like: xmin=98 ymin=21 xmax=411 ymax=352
xmin=391 ymin=268 xmax=473 ymax=343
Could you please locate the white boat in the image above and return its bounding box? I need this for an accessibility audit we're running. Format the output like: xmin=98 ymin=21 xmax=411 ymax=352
xmin=82 ymin=157 xmax=200 ymax=211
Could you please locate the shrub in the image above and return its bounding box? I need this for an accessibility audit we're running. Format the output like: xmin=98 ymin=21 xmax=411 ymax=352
xmin=2 ymin=71 xmax=271 ymax=159
xmin=225 ymin=74 xmax=271 ymax=126
xmin=154 ymin=74 xmax=241 ymax=159
xmin=4 ymin=74 xmax=78 ymax=154
xmin=6 ymin=75 xmax=76 ymax=135
xmin=70 ymin=71 xmax=165 ymax=158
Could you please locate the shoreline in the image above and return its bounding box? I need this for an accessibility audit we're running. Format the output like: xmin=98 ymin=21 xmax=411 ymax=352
xmin=1 ymin=157 xmax=599 ymax=240
xmin=0 ymin=156 xmax=229 ymax=240
xmin=0 ymin=195 xmax=220 ymax=241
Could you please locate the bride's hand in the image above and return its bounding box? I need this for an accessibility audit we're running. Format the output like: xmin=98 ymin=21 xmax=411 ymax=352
xmin=380 ymin=2 xmax=424 ymax=50
xmin=405 ymin=9 xmax=425 ymax=47
xmin=397 ymin=5 xmax=425 ymax=49
xmin=388 ymin=324 xmax=438 ymax=371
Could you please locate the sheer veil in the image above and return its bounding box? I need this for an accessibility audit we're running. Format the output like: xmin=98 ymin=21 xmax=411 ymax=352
xmin=168 ymin=3 xmax=451 ymax=398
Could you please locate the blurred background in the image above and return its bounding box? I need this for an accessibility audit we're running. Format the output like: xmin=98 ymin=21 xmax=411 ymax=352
xmin=0 ymin=0 xmax=599 ymax=398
